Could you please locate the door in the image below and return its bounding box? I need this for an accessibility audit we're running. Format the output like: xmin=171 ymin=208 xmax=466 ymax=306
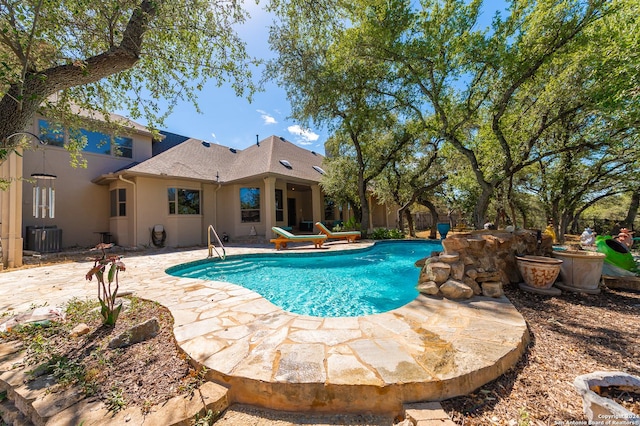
xmin=287 ymin=198 xmax=296 ymax=227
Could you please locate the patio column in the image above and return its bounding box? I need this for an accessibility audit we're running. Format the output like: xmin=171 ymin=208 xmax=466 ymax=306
xmin=0 ymin=149 xmax=24 ymax=268
xmin=311 ymin=184 xmax=321 ymax=226
xmin=263 ymin=177 xmax=276 ymax=239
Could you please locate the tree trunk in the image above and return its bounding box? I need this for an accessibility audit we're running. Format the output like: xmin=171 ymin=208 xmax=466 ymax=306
xmin=397 ymin=206 xmax=405 ymax=232
xmin=357 ymin=185 xmax=369 ymax=237
xmin=405 ymin=209 xmax=415 ymax=237
xmin=473 ymin=186 xmax=493 ymax=229
xmin=624 ymin=189 xmax=639 ymax=229
xmin=419 ymin=198 xmax=439 ymax=239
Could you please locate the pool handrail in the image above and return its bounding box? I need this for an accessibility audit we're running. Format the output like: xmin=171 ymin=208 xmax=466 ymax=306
xmin=207 ymin=225 xmax=226 ymax=260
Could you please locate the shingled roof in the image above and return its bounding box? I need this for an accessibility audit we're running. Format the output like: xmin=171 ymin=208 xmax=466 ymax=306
xmin=96 ymin=135 xmax=326 ymax=184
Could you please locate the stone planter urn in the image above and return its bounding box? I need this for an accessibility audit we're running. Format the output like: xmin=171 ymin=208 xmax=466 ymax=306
xmin=436 ymin=222 xmax=451 ymax=240
xmin=552 ymin=250 xmax=605 ymax=294
xmin=574 ymin=371 xmax=640 ymax=425
xmin=516 ymin=255 xmax=562 ymax=295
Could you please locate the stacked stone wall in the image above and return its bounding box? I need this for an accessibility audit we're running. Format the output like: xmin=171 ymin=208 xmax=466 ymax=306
xmin=417 ymin=230 xmax=553 ymax=299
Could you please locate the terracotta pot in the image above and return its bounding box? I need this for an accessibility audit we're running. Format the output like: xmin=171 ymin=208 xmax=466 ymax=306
xmin=516 ymin=255 xmax=562 ymax=289
xmin=552 ymin=250 xmax=605 ymax=293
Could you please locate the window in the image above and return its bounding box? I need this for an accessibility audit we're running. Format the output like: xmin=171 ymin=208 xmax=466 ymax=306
xmin=37 ymin=119 xmax=134 ymax=158
xmin=240 ymin=187 xmax=260 ymax=223
xmin=168 ymin=188 xmax=201 ymax=215
xmin=114 ymin=136 xmax=133 ymax=158
xmin=324 ymin=197 xmax=335 ymax=221
xmin=80 ymin=128 xmax=112 ymax=155
xmin=275 ymin=189 xmax=284 ymax=222
xmin=110 ymin=188 xmax=126 ymax=217
xmin=38 ymin=119 xmax=65 ymax=147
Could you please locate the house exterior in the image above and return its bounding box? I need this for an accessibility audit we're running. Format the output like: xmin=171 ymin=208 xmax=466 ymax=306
xmin=0 ymin=114 xmax=396 ymax=268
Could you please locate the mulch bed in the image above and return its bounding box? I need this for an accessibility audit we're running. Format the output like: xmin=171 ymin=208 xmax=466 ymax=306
xmin=1 ymin=297 xmax=201 ymax=414
xmin=441 ymin=285 xmax=640 ymax=425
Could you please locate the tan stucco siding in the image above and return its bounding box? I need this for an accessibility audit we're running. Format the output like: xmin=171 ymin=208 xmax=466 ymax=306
xmin=213 ymin=186 xmax=236 ymax=239
xmin=20 ymin=118 xmax=155 ymax=249
xmin=134 ymin=177 xmax=206 ymax=248
xmin=22 ymin=148 xmax=132 ymax=248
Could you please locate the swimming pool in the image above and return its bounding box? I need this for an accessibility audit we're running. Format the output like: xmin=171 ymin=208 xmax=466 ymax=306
xmin=167 ymin=240 xmax=443 ymax=317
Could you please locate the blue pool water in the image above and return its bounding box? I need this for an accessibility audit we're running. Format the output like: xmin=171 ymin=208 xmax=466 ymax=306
xmin=167 ymin=240 xmax=443 ymax=317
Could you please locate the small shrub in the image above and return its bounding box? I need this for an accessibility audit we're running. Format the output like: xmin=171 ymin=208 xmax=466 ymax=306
xmin=370 ymin=228 xmax=405 ymax=240
xmin=333 ymin=217 xmax=360 ymax=232
xmin=106 ymin=385 xmax=127 ymax=412
xmin=193 ymin=409 xmax=220 ymax=426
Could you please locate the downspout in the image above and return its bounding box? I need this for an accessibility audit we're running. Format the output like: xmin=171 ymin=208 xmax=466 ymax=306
xmin=118 ymin=175 xmax=137 ymax=247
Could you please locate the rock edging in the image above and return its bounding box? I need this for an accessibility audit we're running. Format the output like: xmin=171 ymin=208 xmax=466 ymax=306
xmin=0 ymin=341 xmax=229 ymax=426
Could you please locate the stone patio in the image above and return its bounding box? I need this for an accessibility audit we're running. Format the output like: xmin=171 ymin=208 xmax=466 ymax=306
xmin=0 ymin=241 xmax=529 ymax=421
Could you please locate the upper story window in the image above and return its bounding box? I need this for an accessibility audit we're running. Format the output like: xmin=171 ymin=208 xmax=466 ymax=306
xmin=240 ymin=187 xmax=260 ymax=223
xmin=114 ymin=136 xmax=133 ymax=158
xmin=38 ymin=119 xmax=65 ymax=147
xmin=37 ymin=119 xmax=134 ymax=158
xmin=81 ymin=128 xmax=112 ymax=155
xmin=168 ymin=188 xmax=201 ymax=215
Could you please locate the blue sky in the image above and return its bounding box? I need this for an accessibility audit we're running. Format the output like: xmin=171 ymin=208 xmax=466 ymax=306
xmin=149 ymin=1 xmax=506 ymax=156
xmin=147 ymin=1 xmax=325 ymax=153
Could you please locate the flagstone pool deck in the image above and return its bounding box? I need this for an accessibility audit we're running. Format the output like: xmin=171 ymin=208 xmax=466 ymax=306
xmin=0 ymin=242 xmax=529 ymax=416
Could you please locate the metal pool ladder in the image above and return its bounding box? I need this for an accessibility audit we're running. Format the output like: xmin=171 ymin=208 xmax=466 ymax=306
xmin=207 ymin=225 xmax=226 ymax=260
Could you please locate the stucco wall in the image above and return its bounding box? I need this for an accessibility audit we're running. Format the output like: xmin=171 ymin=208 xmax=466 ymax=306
xmin=133 ymin=177 xmax=206 ymax=248
xmin=21 ymin=117 xmax=155 ymax=249
xmin=22 ymin=148 xmax=129 ymax=248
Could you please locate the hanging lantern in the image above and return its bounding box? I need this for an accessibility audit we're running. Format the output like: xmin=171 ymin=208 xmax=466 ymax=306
xmin=31 ymin=172 xmax=56 ymax=219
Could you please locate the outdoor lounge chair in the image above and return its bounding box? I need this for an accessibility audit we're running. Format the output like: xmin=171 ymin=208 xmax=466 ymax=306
xmin=315 ymin=222 xmax=361 ymax=243
xmin=270 ymin=226 xmax=327 ymax=250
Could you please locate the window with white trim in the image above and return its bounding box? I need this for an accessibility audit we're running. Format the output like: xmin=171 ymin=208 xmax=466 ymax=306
xmin=110 ymin=188 xmax=126 ymax=217
xmin=168 ymin=188 xmax=201 ymax=215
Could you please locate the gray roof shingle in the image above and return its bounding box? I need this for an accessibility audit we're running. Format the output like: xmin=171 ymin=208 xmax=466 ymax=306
xmin=121 ymin=135 xmax=325 ymax=184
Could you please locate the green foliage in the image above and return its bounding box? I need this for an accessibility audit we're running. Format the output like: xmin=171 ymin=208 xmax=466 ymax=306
xmin=333 ymin=216 xmax=359 ymax=232
xmin=179 ymin=366 xmax=208 ymax=397
xmin=369 ymin=228 xmax=405 ymax=240
xmin=85 ymin=243 xmax=125 ymax=326
xmin=64 ymin=298 xmax=100 ymax=325
xmin=270 ymin=0 xmax=638 ymax=232
xmin=0 ymin=0 xmax=256 ymax=163
xmin=518 ymin=407 xmax=531 ymax=426
xmin=46 ymin=355 xmax=85 ymax=388
xmin=106 ymin=385 xmax=127 ymax=412
xmin=193 ymin=409 xmax=220 ymax=426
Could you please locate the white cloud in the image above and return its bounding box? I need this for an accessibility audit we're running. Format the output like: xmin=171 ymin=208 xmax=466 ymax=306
xmin=257 ymin=109 xmax=277 ymax=125
xmin=287 ymin=125 xmax=319 ymax=145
